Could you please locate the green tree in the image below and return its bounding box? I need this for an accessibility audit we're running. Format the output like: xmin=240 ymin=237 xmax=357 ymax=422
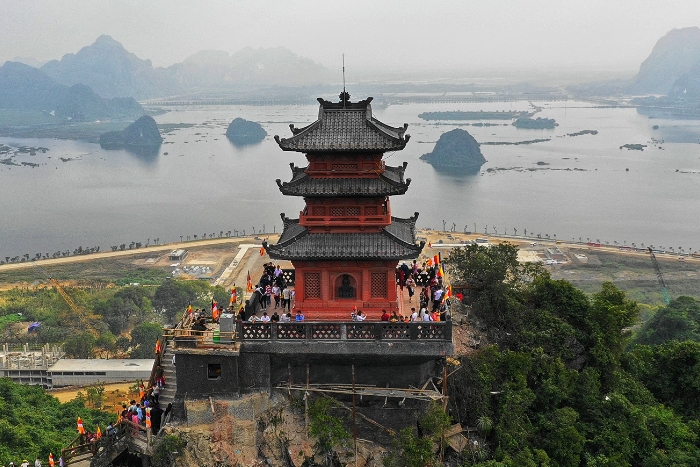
xmin=308 ymin=397 xmax=349 ymax=457
xmin=445 ymin=243 xmax=545 ymax=343
xmin=634 ymin=296 xmax=700 ymax=345
xmin=588 ymin=283 xmax=639 ymax=390
xmin=63 ymin=331 xmax=96 ymax=358
xmin=384 ymin=427 xmax=437 ymax=467
xmin=130 ymin=322 xmax=162 ymax=358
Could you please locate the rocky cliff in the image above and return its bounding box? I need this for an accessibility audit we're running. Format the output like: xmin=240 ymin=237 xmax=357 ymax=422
xmin=630 ymin=27 xmax=700 ymax=95
xmin=225 ymin=118 xmax=267 ymax=145
xmin=420 ymin=128 xmax=486 ymax=169
xmin=99 ymin=115 xmax=163 ymax=149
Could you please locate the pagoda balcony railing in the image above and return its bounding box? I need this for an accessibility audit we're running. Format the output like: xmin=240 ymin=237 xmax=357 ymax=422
xmin=237 ymin=321 xmax=451 ymax=342
xmin=300 ymin=214 xmax=391 ymax=227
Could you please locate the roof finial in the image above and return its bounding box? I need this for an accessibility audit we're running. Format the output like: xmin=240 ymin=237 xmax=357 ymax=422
xmin=342 ymin=53 xmax=346 ymax=109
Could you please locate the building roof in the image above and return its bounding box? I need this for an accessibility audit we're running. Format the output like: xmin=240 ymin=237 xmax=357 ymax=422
xmin=263 ymin=213 xmax=424 ymax=260
xmin=274 ymin=94 xmax=410 ymax=153
xmin=48 ymin=359 xmax=154 ymax=372
xmin=275 ymin=162 xmax=411 ymax=197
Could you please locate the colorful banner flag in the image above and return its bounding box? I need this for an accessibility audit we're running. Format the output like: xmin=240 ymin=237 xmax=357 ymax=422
xmin=230 ymin=286 xmax=237 ymax=305
xmin=48 ymin=454 xmax=55 ymax=467
xmin=187 ymin=304 xmax=193 ymax=315
xmin=96 ymin=426 xmax=102 ymax=439
xmin=247 ymin=271 xmax=253 ymax=291
xmin=259 ymin=247 xmax=265 ymax=256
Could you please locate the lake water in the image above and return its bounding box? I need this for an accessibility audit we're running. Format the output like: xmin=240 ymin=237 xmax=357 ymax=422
xmin=2 ymin=100 xmax=700 ymax=261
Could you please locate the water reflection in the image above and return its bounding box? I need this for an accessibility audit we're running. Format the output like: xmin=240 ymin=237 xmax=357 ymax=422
xmin=124 ymin=144 xmax=161 ymax=161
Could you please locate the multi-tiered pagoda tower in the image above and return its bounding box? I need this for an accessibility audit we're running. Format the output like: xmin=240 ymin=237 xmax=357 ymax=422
xmin=264 ymin=93 xmax=424 ymax=318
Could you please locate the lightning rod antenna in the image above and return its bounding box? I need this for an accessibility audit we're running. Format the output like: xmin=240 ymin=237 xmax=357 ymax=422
xmin=342 ymin=53 xmax=346 ymax=108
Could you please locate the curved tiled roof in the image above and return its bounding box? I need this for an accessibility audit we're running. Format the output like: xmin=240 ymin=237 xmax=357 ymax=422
xmin=264 ymin=213 xmax=423 ymax=261
xmin=275 ymin=162 xmax=411 ymax=197
xmin=274 ymin=96 xmax=410 ymax=153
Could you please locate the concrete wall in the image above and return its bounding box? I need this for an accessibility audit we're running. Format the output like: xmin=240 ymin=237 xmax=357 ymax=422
xmin=173 ymin=344 xmax=443 ymax=400
xmin=174 ymin=351 xmax=240 ymax=398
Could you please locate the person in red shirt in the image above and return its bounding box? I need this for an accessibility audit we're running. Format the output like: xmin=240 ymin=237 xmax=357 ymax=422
xmin=380 ymin=310 xmax=390 ymax=321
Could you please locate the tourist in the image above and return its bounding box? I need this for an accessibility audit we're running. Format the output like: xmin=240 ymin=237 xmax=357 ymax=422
xmin=152 ymin=385 xmax=160 ymax=403
xmin=21 ymin=460 xmax=29 ymax=467
xmin=264 ymin=284 xmax=272 ymax=309
xmin=271 ymin=311 xmax=280 ymax=322
xmin=430 ymin=310 xmax=440 ymax=322
xmin=432 ymin=287 xmax=444 ymax=311
xmin=355 ymin=310 xmax=366 ymax=321
xmin=410 ymin=308 xmax=418 ymax=322
xmin=396 ymin=267 xmax=405 ymax=290
xmin=380 ymin=310 xmax=390 ymax=321
xmin=390 ymin=310 xmax=399 ymax=322
xmin=280 ymin=311 xmax=290 ymax=322
xmin=261 ymin=311 xmax=271 ymax=323
xmin=248 ymin=314 xmax=261 ymax=323
xmin=34 ymin=458 xmax=41 ymax=467
xmin=155 ymin=366 xmax=165 ymax=388
xmin=274 ymin=265 xmax=283 ymax=278
xmin=281 ymin=287 xmax=290 ymax=311
xmin=295 ymin=310 xmax=305 ymax=321
xmin=272 ymin=284 xmax=281 ymax=308
xmin=406 ymin=276 xmax=416 ymax=302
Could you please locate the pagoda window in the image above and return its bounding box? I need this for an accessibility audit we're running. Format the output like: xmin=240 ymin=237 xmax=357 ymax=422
xmin=335 ymin=274 xmax=357 ymax=299
xmin=331 ymin=163 xmax=358 ymax=171
xmin=371 ymin=272 xmax=388 ymax=298
xmin=312 ymin=206 xmax=326 ymax=216
xmin=365 ymin=206 xmax=377 ymax=216
xmin=346 ymin=206 xmax=360 ymax=216
xmin=305 ymin=272 xmax=321 ymax=299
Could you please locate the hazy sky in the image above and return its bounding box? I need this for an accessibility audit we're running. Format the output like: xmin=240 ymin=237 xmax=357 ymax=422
xmin=1 ymin=0 xmax=699 ymax=76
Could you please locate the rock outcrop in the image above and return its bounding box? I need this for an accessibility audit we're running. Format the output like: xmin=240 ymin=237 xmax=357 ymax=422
xmin=630 ymin=27 xmax=700 ymax=95
xmin=420 ymin=128 xmax=485 ymax=169
xmin=99 ymin=116 xmax=162 ymax=149
xmin=225 ymin=118 xmax=267 ymax=145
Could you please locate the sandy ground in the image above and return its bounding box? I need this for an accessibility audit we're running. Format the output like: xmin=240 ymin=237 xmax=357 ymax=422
xmin=50 ymin=382 xmax=139 ymax=413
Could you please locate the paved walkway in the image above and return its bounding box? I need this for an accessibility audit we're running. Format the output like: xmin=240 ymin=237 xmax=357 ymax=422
xmin=213 ymin=244 xmax=260 ymax=286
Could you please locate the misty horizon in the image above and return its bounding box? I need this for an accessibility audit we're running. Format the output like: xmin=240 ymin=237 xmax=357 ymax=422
xmin=1 ymin=0 xmax=699 ymax=83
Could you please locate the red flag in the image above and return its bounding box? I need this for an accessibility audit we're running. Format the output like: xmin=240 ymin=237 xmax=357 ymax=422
xmin=96 ymin=426 xmax=102 ymax=439
xmin=259 ymin=247 xmax=265 ymax=256
xmin=211 ymin=299 xmax=218 ymax=313
xmin=246 ymin=271 xmax=253 ymax=292
xmin=49 ymin=454 xmax=55 ymax=467
xmin=434 ymin=254 xmax=440 ymax=265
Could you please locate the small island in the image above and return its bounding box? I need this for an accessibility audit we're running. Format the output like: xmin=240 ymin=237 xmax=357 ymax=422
xmin=99 ymin=116 xmax=163 ymax=149
xmin=513 ymin=117 xmax=558 ymax=129
xmin=620 ymin=144 xmax=647 ymax=151
xmin=420 ymin=128 xmax=486 ymax=170
xmin=225 ymin=118 xmax=267 ymax=145
xmin=418 ymin=110 xmax=531 ymax=121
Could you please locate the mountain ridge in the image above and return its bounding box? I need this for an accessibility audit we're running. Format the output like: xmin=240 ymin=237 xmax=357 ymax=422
xmin=39 ymin=36 xmax=335 ymax=99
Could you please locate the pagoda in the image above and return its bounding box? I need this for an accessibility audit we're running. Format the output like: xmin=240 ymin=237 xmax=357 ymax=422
xmin=263 ymin=92 xmax=424 ymax=318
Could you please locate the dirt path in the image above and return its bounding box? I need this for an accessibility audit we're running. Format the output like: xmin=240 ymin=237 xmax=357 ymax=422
xmin=0 ymin=236 xmax=274 ymax=272
xmin=50 ymin=382 xmax=139 ymax=413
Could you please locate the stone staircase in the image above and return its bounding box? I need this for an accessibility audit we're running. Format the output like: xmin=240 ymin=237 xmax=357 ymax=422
xmin=158 ymin=340 xmax=177 ymax=408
